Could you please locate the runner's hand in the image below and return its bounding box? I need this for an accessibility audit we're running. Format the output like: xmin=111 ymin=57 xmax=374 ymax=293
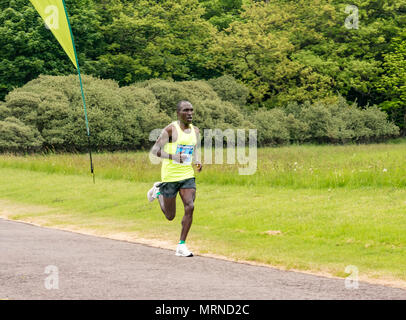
xmin=194 ymin=161 xmax=203 ymax=172
xmin=172 ymin=152 xmax=188 ymax=163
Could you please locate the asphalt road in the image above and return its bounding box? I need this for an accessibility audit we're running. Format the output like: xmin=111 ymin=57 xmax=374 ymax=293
xmin=1 ymin=218 xmax=405 ymax=300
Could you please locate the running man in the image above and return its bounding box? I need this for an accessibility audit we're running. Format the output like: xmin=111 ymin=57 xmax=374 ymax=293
xmin=147 ymin=100 xmax=202 ymax=257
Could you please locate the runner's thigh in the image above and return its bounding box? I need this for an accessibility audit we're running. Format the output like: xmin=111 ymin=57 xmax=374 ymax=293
xmin=179 ymin=188 xmax=195 ymax=206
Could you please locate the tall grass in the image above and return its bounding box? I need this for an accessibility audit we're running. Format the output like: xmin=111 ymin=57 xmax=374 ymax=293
xmin=1 ymin=140 xmax=406 ymax=188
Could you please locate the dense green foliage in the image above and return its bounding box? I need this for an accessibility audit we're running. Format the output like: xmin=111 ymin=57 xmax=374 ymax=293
xmin=376 ymin=36 xmax=406 ymax=131
xmin=199 ymin=0 xmax=243 ymax=30
xmin=0 ymin=75 xmax=249 ymax=151
xmin=0 ymin=0 xmax=405 ymax=148
xmin=210 ymin=1 xmax=405 ymax=109
xmin=0 ymin=116 xmax=43 ymax=152
xmin=252 ymin=98 xmax=399 ymax=145
xmin=0 ymin=75 xmax=398 ymax=152
xmin=1 ymin=75 xmax=170 ymax=152
xmin=91 ymin=0 xmax=218 ymax=85
xmin=0 ymin=0 xmax=103 ymax=100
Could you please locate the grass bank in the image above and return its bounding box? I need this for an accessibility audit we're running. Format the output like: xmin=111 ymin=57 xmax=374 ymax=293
xmin=1 ymin=141 xmax=406 ymax=188
xmin=0 ymin=163 xmax=405 ymax=285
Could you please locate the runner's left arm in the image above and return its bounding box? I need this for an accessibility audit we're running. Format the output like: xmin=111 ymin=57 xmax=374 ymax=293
xmin=193 ymin=127 xmax=202 ymax=172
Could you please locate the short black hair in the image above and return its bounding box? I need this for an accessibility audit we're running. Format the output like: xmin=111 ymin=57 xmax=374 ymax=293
xmin=177 ymin=100 xmax=192 ymax=112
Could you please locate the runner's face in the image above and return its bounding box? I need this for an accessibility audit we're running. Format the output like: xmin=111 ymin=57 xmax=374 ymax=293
xmin=178 ymin=104 xmax=194 ymax=125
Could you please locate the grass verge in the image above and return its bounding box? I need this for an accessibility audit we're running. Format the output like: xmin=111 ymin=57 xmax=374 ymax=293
xmin=0 ymin=167 xmax=405 ymax=287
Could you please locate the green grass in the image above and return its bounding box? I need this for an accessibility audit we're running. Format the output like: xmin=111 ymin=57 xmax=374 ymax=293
xmin=0 ymin=141 xmax=406 ymax=284
xmin=1 ymin=141 xmax=406 ymax=188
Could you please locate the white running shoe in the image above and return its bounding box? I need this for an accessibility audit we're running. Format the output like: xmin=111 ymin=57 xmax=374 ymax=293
xmin=175 ymin=243 xmax=193 ymax=257
xmin=147 ymin=182 xmax=161 ymax=202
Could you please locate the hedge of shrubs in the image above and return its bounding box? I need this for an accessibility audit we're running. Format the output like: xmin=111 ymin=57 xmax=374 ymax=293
xmin=252 ymin=99 xmax=400 ymax=145
xmin=0 ymin=74 xmax=399 ymax=153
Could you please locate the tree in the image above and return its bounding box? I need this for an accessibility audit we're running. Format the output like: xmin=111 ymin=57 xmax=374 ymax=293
xmin=209 ymin=1 xmax=335 ymax=106
xmin=198 ymin=0 xmax=243 ymax=30
xmin=209 ymin=0 xmax=406 ymax=109
xmin=377 ymin=37 xmax=406 ymax=134
xmin=0 ymin=0 xmax=103 ymax=101
xmin=91 ymin=0 xmax=219 ymax=86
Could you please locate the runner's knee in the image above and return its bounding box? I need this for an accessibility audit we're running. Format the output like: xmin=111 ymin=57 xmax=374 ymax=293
xmin=184 ymin=202 xmax=194 ymax=214
xmin=164 ymin=208 xmax=176 ymax=221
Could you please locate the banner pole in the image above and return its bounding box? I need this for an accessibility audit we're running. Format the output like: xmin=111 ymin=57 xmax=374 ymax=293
xmin=62 ymin=0 xmax=95 ymax=183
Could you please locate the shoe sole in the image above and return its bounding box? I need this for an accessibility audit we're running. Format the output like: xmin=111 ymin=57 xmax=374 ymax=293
xmin=147 ymin=191 xmax=155 ymax=202
xmin=175 ymin=252 xmax=193 ymax=257
xmin=147 ymin=182 xmax=161 ymax=202
xmin=147 ymin=188 xmax=159 ymax=202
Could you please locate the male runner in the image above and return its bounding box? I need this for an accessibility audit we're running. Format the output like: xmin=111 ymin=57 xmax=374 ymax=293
xmin=147 ymin=100 xmax=202 ymax=257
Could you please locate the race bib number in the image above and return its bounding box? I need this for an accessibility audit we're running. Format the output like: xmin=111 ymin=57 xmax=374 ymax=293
xmin=173 ymin=144 xmax=194 ymax=165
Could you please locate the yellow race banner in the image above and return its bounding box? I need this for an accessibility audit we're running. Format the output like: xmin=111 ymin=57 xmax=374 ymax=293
xmin=29 ymin=0 xmax=94 ymax=181
xmin=29 ymin=0 xmax=77 ymax=68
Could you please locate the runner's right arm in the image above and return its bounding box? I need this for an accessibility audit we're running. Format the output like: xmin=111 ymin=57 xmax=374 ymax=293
xmin=151 ymin=125 xmax=187 ymax=163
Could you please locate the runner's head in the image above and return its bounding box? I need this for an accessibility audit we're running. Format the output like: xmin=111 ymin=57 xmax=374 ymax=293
xmin=177 ymin=101 xmax=194 ymax=125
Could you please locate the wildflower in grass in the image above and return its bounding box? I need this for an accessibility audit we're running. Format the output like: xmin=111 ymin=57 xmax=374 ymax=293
xmin=383 ymin=168 xmax=388 ymax=172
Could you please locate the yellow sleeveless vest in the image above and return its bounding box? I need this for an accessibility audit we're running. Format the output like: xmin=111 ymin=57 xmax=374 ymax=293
xmin=161 ymin=121 xmax=197 ymax=182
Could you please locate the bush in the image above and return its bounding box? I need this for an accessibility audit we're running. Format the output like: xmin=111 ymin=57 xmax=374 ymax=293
xmin=299 ymin=102 xmax=336 ymax=143
xmin=119 ymin=85 xmax=171 ymax=149
xmin=247 ymin=97 xmax=400 ymax=146
xmin=136 ymin=78 xmax=221 ymax=117
xmin=135 ymin=78 xmax=249 ymax=133
xmin=334 ymin=101 xmax=372 ymax=142
xmin=193 ymin=99 xmax=246 ymax=130
xmin=208 ymin=75 xmax=249 ymax=106
xmin=1 ymin=75 xmax=172 ymax=151
xmin=135 ymin=79 xmax=191 ymax=118
xmin=251 ymin=108 xmax=290 ymax=145
xmin=285 ymin=113 xmax=309 ymax=143
xmin=294 ymin=98 xmax=400 ymax=144
xmin=362 ymin=106 xmax=400 ymax=141
xmin=4 ymin=91 xmax=41 ymax=128
xmin=0 ymin=74 xmax=399 ymax=152
xmin=0 ymin=117 xmax=43 ymax=153
xmin=0 ymin=75 xmax=249 ymax=152
xmin=0 ymin=102 xmax=10 ymax=119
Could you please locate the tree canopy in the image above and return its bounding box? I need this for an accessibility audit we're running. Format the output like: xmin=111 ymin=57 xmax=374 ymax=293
xmin=0 ymin=0 xmax=405 ymax=132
